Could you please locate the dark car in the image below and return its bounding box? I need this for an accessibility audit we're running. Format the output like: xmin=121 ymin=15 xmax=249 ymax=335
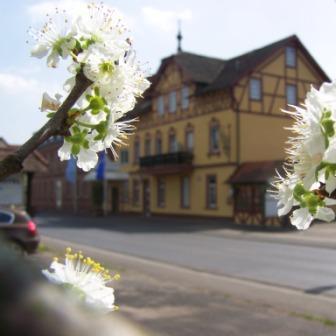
xmin=0 ymin=208 xmax=40 ymax=254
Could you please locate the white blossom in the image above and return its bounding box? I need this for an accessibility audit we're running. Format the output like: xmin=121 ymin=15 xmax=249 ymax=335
xmin=43 ymin=248 xmax=119 ymax=313
xmin=58 ymin=140 xmax=72 ymax=161
xmin=40 ymin=92 xmax=62 ymax=112
xmin=273 ymin=80 xmax=336 ymax=230
xmin=30 ymin=2 xmax=150 ymax=172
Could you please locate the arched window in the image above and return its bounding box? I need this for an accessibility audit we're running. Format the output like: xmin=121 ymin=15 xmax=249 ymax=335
xmin=209 ymin=119 xmax=220 ymax=154
xmin=185 ymin=123 xmax=194 ymax=153
xmin=168 ymin=128 xmax=178 ymax=153
xmin=155 ymin=131 xmax=162 ymax=155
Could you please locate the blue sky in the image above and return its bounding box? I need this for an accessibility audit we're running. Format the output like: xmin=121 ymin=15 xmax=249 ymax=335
xmin=1 ymin=0 xmax=336 ymax=144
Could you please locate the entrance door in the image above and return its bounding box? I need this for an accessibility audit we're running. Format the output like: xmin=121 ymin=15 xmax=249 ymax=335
xmin=111 ymin=187 xmax=119 ymax=213
xmin=143 ymin=179 xmax=150 ymax=216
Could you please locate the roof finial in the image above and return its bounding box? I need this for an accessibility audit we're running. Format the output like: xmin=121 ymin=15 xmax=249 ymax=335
xmin=177 ymin=20 xmax=182 ymax=53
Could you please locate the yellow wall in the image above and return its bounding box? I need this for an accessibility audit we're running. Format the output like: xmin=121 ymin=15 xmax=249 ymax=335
xmin=117 ymin=44 xmax=325 ymax=217
xmin=234 ymin=46 xmax=324 ymax=162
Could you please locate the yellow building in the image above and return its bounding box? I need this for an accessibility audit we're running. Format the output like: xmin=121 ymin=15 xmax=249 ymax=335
xmin=115 ymin=35 xmax=329 ymax=226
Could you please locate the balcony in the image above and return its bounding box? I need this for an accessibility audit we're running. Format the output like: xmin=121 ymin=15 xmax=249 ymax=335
xmin=139 ymin=151 xmax=193 ymax=175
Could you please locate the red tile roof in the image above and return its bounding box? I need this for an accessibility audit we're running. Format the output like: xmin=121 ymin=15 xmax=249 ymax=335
xmin=0 ymin=140 xmax=48 ymax=173
xmin=228 ymin=160 xmax=284 ymax=184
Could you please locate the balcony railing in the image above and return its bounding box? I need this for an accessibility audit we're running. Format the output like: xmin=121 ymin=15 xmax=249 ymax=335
xmin=140 ymin=151 xmax=193 ymax=168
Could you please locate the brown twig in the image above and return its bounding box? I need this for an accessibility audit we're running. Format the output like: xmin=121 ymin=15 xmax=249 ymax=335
xmin=0 ymin=71 xmax=92 ymax=181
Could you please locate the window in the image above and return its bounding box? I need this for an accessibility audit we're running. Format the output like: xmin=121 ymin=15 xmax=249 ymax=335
xmin=249 ymin=78 xmax=262 ymax=100
xmin=181 ymin=86 xmax=189 ymax=110
xmin=145 ymin=136 xmax=151 ymax=156
xmin=132 ymin=180 xmax=140 ymax=206
xmin=185 ymin=128 xmax=194 ymax=152
xmin=209 ymin=122 xmax=220 ymax=153
xmin=169 ymin=130 xmax=178 ymax=152
xmin=134 ymin=138 xmax=140 ymax=163
xmin=286 ymin=46 xmax=296 ymax=68
xmin=157 ymin=178 xmax=165 ymax=207
xmin=155 ymin=133 xmax=162 ymax=154
xmin=207 ymin=175 xmax=217 ymax=209
xmin=286 ymin=84 xmax=297 ymax=105
xmin=120 ymin=149 xmax=129 ymax=164
xmin=169 ymin=91 xmax=177 ymax=113
xmin=157 ymin=96 xmax=164 ymax=115
xmin=181 ymin=176 xmax=190 ymax=208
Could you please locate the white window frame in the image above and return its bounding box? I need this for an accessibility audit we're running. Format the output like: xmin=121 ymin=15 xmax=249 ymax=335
xmin=207 ymin=176 xmax=217 ymax=209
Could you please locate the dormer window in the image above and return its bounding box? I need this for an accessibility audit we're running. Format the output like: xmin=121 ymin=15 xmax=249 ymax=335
xmin=286 ymin=46 xmax=296 ymax=68
xmin=157 ymin=95 xmax=164 ymax=115
xmin=249 ymin=78 xmax=262 ymax=101
xmin=181 ymin=86 xmax=189 ymax=110
xmin=169 ymin=91 xmax=177 ymax=113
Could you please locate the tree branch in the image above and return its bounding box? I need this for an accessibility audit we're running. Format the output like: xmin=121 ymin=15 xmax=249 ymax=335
xmin=0 ymin=71 xmax=92 ymax=181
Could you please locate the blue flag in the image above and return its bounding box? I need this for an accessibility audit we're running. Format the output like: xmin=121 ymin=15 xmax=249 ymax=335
xmin=66 ymin=156 xmax=77 ymax=184
xmin=96 ymin=151 xmax=105 ymax=181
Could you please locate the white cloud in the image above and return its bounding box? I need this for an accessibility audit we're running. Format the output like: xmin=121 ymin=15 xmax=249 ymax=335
xmin=0 ymin=73 xmax=40 ymax=95
xmin=142 ymin=7 xmax=192 ymax=33
xmin=27 ymin=0 xmax=85 ymax=20
xmin=26 ymin=0 xmax=135 ymax=32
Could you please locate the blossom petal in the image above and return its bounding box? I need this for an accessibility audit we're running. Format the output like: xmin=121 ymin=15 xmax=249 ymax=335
xmin=315 ymin=207 xmax=335 ymax=222
xmin=290 ymin=208 xmax=314 ymax=230
xmin=58 ymin=141 xmax=72 ymax=161
xmin=31 ymin=44 xmax=49 ymax=58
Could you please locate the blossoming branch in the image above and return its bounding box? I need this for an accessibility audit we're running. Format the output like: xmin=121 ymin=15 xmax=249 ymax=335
xmin=272 ymin=81 xmax=336 ymax=230
xmin=29 ymin=2 xmax=150 ymax=171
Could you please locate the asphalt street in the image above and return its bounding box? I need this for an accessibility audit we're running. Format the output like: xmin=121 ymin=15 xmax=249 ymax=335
xmin=36 ymin=214 xmax=336 ymax=297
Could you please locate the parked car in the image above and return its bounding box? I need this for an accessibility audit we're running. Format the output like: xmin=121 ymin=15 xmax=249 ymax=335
xmin=0 ymin=208 xmax=40 ymax=254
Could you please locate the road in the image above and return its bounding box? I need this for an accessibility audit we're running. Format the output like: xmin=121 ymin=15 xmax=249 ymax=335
xmin=37 ymin=214 xmax=336 ymax=297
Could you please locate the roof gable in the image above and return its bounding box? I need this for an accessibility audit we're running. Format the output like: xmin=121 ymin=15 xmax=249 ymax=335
xmin=149 ymin=52 xmax=226 ymax=91
xmin=203 ymin=35 xmax=330 ymax=93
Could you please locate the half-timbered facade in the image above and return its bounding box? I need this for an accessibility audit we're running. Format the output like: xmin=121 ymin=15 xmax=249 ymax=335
xmin=115 ymin=35 xmax=329 ymax=226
